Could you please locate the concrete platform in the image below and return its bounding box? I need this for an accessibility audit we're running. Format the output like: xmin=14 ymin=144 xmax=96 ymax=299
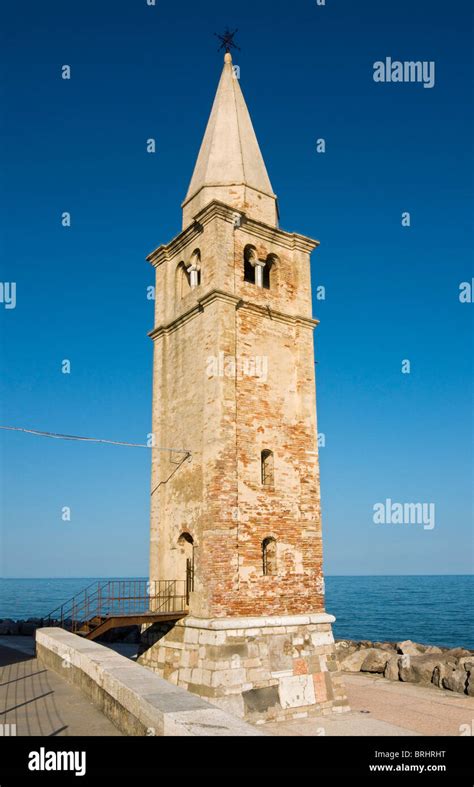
xmin=261 ymin=672 xmax=474 ymax=736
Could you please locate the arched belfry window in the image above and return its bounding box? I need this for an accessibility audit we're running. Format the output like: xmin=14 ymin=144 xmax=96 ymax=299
xmin=263 ymin=254 xmax=278 ymax=290
xmin=244 ymin=246 xmax=277 ymax=289
xmin=177 ymin=261 xmax=191 ymax=298
xmin=186 ymin=249 xmax=201 ymax=288
xmin=261 ymin=449 xmax=274 ymax=487
xmin=244 ymin=245 xmax=257 ymax=284
xmin=262 ymin=537 xmax=277 ymax=576
xmin=262 ymin=263 xmax=270 ymax=289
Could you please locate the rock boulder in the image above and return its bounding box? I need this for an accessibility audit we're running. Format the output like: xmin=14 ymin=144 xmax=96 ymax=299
xmin=339 ymin=649 xmax=368 ymax=672
xmin=399 ymin=654 xmax=444 ymax=685
xmin=444 ymin=648 xmax=472 ymax=659
xmin=0 ymin=619 xmax=19 ymax=635
xmin=441 ymin=667 xmax=469 ymax=694
xmin=384 ymin=655 xmax=401 ymax=681
xmin=361 ymin=648 xmax=392 ymax=674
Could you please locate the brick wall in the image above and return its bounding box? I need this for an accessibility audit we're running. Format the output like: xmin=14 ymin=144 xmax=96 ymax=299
xmin=148 ymin=201 xmax=325 ymax=619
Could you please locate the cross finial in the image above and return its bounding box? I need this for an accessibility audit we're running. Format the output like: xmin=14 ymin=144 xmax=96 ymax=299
xmin=214 ymin=28 xmax=240 ymax=54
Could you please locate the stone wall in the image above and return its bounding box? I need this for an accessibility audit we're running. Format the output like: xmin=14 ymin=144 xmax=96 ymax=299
xmin=36 ymin=628 xmax=263 ymax=736
xmin=138 ymin=614 xmax=349 ymax=722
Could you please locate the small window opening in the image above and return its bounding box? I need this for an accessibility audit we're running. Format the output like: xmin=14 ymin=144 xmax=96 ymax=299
xmin=261 ymin=449 xmax=274 ymax=487
xmin=262 ymin=537 xmax=277 ymax=576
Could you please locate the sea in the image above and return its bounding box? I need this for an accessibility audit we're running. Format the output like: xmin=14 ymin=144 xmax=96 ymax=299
xmin=0 ymin=575 xmax=472 ymax=650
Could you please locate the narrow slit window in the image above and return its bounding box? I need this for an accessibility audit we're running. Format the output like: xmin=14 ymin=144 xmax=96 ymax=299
xmin=261 ymin=449 xmax=274 ymax=487
xmin=262 ymin=537 xmax=277 ymax=576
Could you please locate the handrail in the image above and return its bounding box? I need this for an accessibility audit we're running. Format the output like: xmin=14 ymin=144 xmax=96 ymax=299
xmin=43 ymin=578 xmax=188 ymax=634
xmin=43 ymin=579 xmax=102 ymax=620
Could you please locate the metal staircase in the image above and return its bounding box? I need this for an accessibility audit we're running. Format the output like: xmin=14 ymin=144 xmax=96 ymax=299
xmin=43 ymin=579 xmax=188 ymax=640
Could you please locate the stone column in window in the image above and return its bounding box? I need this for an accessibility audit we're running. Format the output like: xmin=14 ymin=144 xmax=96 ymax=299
xmin=250 ymin=254 xmax=266 ymax=288
xmin=186 ymin=250 xmax=201 ymax=288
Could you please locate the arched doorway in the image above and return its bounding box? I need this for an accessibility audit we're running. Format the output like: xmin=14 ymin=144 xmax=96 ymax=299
xmin=178 ymin=532 xmax=194 ymax=604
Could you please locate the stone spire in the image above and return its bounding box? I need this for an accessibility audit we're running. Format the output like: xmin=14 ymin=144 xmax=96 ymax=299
xmin=182 ymin=53 xmax=278 ymax=229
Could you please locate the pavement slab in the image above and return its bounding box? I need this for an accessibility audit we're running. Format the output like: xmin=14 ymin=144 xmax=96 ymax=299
xmin=0 ymin=643 xmax=123 ymax=736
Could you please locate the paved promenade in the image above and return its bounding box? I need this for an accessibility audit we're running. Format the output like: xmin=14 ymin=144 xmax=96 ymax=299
xmin=0 ymin=640 xmax=122 ymax=736
xmin=264 ymin=673 xmax=474 ymax=736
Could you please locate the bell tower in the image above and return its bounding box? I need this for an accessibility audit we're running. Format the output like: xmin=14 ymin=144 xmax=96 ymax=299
xmin=138 ymin=53 xmax=349 ymax=721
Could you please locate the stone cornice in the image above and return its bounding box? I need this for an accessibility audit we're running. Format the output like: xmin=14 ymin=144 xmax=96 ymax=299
xmin=146 ymin=221 xmax=205 ymax=267
xmin=237 ymin=215 xmax=320 ymax=254
xmin=180 ymin=613 xmax=335 ymax=630
xmin=148 ymin=300 xmax=202 ymax=340
xmin=146 ymin=200 xmax=319 ymax=267
xmin=198 ymin=288 xmax=241 ymax=309
xmin=148 ymin=288 xmax=319 ymax=340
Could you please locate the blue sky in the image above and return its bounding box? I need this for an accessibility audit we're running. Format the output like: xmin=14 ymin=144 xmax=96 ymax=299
xmin=0 ymin=0 xmax=472 ymax=578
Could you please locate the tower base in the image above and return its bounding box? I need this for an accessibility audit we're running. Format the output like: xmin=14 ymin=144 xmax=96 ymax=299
xmin=138 ymin=613 xmax=349 ymax=722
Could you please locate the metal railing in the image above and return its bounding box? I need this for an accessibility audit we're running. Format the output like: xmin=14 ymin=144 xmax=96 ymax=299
xmin=43 ymin=579 xmax=187 ymax=633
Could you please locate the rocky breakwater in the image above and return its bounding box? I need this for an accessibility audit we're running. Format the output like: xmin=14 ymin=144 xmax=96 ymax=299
xmin=0 ymin=618 xmax=44 ymax=636
xmin=336 ymin=639 xmax=474 ymax=697
xmin=0 ymin=618 xmax=140 ymax=642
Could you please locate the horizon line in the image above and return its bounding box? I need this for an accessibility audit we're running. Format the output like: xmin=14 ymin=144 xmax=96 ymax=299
xmin=2 ymin=573 xmax=473 ymax=580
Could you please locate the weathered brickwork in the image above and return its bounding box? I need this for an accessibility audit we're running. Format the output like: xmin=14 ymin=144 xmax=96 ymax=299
xmin=147 ymin=204 xmax=325 ymax=617
xmin=233 ymin=309 xmax=323 ymax=615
